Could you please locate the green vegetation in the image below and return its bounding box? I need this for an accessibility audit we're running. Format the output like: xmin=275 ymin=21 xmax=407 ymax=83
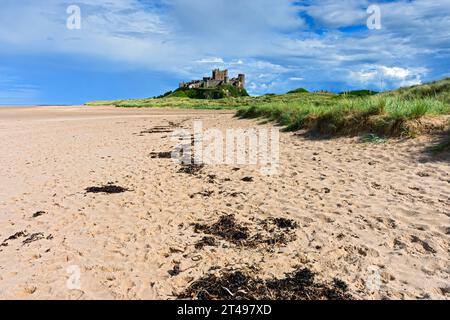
xmin=389 ymin=77 xmax=450 ymax=104
xmin=237 ymin=78 xmax=450 ymax=137
xmin=154 ymin=90 xmax=175 ymax=99
xmin=238 ymin=94 xmax=449 ymax=136
xmin=165 ymin=85 xmax=249 ymax=99
xmin=87 ymin=96 xmax=253 ymax=109
xmin=287 ymin=88 xmax=309 ymax=94
xmin=86 ymin=77 xmax=450 ymax=138
xmin=339 ymin=90 xmax=378 ymax=97
xmin=86 ymin=89 xmax=328 ymax=109
xmin=360 ymin=134 xmax=387 ymax=144
xmin=87 ymin=85 xmax=249 ymax=109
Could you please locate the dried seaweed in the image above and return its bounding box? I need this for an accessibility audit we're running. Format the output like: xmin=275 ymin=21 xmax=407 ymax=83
xmin=4 ymin=231 xmax=28 ymax=242
xmin=140 ymin=126 xmax=174 ymax=134
xmin=218 ymin=190 xmax=246 ymax=198
xmin=195 ymin=236 xmax=219 ymax=249
xmin=32 ymin=211 xmax=47 ymax=218
xmin=22 ymin=233 xmax=45 ymax=245
xmin=178 ymin=164 xmax=205 ymax=175
xmin=149 ymin=152 xmax=172 ymax=159
xmin=85 ymin=183 xmax=130 ymax=194
xmin=193 ymin=215 xmax=298 ymax=249
xmin=2 ymin=231 xmax=51 ymax=247
xmin=179 ymin=268 xmax=352 ymax=300
xmin=265 ymin=217 xmax=298 ymax=230
xmin=168 ymin=264 xmax=182 ymax=277
xmin=194 ymin=215 xmax=249 ymax=245
xmin=190 ymin=190 xmax=214 ymax=198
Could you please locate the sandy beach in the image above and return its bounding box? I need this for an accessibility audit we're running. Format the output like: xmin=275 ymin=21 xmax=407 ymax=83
xmin=0 ymin=105 xmax=449 ymax=300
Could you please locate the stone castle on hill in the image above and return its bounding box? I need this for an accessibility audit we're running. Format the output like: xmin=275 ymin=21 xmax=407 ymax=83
xmin=179 ymin=69 xmax=246 ymax=90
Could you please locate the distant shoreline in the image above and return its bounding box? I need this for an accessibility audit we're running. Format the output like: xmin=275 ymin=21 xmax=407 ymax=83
xmin=0 ymin=105 xmax=84 ymax=108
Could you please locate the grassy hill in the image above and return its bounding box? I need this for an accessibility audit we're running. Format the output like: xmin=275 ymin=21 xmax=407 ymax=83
xmin=86 ymin=90 xmax=331 ymax=109
xmin=87 ymin=85 xmax=250 ymax=109
xmin=287 ymin=88 xmax=309 ymax=94
xmin=86 ymin=78 xmax=450 ymax=139
xmin=154 ymin=85 xmax=249 ymax=100
xmin=172 ymin=85 xmax=249 ymax=99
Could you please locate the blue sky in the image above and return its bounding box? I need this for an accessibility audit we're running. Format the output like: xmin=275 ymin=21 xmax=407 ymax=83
xmin=0 ymin=0 xmax=449 ymax=105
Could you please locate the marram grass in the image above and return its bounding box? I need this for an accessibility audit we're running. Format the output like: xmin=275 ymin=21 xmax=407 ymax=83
xmin=237 ymin=95 xmax=449 ymax=137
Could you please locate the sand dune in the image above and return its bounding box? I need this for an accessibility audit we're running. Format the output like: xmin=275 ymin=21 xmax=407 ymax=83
xmin=0 ymin=106 xmax=449 ymax=300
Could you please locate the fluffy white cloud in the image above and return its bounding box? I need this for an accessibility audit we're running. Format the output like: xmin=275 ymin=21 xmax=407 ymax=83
xmin=381 ymin=67 xmax=412 ymax=80
xmin=195 ymin=57 xmax=225 ymax=64
xmin=298 ymin=0 xmax=370 ymax=28
xmin=350 ymin=65 xmax=427 ymax=89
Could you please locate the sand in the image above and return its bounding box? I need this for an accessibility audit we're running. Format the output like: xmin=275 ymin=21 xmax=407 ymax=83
xmin=0 ymin=105 xmax=448 ymax=300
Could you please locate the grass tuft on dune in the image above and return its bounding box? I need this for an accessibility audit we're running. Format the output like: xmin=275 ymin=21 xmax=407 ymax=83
xmin=238 ymin=95 xmax=449 ymax=136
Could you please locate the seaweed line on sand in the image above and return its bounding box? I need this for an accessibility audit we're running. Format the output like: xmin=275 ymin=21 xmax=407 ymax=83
xmin=178 ymin=267 xmax=352 ymax=300
xmin=85 ymin=183 xmax=130 ymax=194
xmin=193 ymin=214 xmax=298 ymax=249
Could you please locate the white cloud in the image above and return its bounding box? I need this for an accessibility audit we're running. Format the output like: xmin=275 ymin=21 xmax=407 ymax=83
xmin=350 ymin=65 xmax=427 ymax=89
xmin=380 ymin=67 xmax=411 ymax=80
xmin=298 ymin=0 xmax=369 ymax=28
xmin=289 ymin=77 xmax=304 ymax=81
xmin=195 ymin=57 xmax=225 ymax=64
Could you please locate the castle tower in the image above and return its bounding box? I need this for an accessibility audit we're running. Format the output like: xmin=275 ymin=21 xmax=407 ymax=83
xmin=238 ymin=74 xmax=246 ymax=89
xmin=212 ymin=69 xmax=228 ymax=81
xmin=212 ymin=69 xmax=219 ymax=80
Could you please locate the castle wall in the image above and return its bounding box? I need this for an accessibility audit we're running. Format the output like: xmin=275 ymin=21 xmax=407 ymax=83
xmin=180 ymin=69 xmax=245 ymax=90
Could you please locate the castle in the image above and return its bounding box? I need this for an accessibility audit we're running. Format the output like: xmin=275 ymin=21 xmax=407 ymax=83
xmin=179 ymin=69 xmax=246 ymax=90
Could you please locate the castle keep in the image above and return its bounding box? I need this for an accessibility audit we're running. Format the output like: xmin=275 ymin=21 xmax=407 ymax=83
xmin=179 ymin=69 xmax=246 ymax=90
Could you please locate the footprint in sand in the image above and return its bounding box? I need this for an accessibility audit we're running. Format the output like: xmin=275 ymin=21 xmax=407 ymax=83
xmin=410 ymin=235 xmax=436 ymax=254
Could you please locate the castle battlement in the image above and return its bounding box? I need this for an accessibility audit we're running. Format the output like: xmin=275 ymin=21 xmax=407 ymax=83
xmin=180 ymin=69 xmax=245 ymax=90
